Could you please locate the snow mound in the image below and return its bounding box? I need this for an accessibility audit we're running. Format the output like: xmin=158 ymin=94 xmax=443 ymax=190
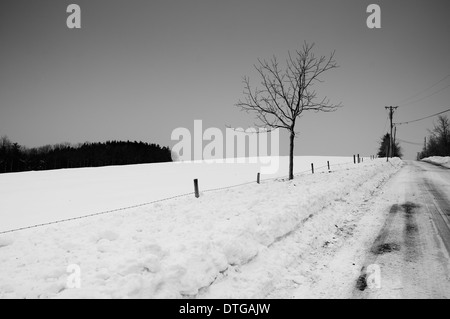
xmin=0 ymin=157 xmax=403 ymax=299
xmin=422 ymin=156 xmax=450 ymax=168
xmin=97 ymin=230 xmax=120 ymax=242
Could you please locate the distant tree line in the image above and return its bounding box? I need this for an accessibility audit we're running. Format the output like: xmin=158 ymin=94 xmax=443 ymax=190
xmin=0 ymin=136 xmax=172 ymax=174
xmin=418 ymin=115 xmax=450 ymax=159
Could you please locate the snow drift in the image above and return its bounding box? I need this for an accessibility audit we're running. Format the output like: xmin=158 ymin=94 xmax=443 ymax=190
xmin=0 ymin=156 xmax=402 ymax=299
xmin=421 ymin=156 xmax=450 ymax=168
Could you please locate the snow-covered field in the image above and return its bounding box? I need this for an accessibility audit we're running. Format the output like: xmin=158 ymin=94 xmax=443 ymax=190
xmin=422 ymin=156 xmax=450 ymax=168
xmin=0 ymin=156 xmax=402 ymax=299
xmin=0 ymin=156 xmax=355 ymax=233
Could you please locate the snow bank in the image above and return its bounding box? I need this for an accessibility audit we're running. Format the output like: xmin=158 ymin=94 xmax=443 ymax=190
xmin=422 ymin=156 xmax=450 ymax=168
xmin=0 ymin=157 xmax=402 ymax=299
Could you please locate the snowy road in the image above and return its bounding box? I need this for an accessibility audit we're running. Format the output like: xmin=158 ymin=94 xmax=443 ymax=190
xmin=285 ymin=159 xmax=450 ymax=299
xmin=353 ymin=160 xmax=450 ymax=298
xmin=199 ymin=160 xmax=450 ymax=299
xmin=415 ymin=161 xmax=450 ymax=256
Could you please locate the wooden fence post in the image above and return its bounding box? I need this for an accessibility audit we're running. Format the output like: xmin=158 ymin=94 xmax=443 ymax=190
xmin=194 ymin=179 xmax=199 ymax=198
xmin=327 ymin=161 xmax=330 ymax=172
xmin=357 ymin=154 xmax=360 ymax=164
xmin=353 ymin=155 xmax=356 ymax=164
xmin=311 ymin=163 xmax=314 ymax=174
xmin=257 ymin=172 xmax=260 ymax=184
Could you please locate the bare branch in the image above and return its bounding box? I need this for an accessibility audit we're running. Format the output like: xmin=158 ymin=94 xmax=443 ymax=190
xmin=235 ymin=43 xmax=342 ymax=134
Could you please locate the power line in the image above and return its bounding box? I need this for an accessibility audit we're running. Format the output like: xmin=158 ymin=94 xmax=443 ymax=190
xmin=400 ymin=83 xmax=450 ymax=107
xmin=394 ymin=108 xmax=450 ymax=126
xmin=397 ymin=74 xmax=450 ymax=105
xmin=396 ymin=138 xmax=423 ymax=146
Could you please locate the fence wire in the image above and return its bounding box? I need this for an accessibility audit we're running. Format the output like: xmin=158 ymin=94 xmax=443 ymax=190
xmin=0 ymin=158 xmax=388 ymax=235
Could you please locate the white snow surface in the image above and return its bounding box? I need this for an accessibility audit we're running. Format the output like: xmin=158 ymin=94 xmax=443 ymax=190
xmin=0 ymin=156 xmax=402 ymax=299
xmin=422 ymin=156 xmax=450 ymax=168
xmin=0 ymin=156 xmax=354 ymax=233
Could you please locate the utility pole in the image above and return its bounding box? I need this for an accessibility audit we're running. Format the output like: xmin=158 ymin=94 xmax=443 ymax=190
xmin=385 ymin=106 xmax=398 ymax=158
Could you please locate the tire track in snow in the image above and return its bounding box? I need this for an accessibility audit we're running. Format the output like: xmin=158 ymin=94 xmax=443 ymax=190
xmin=422 ymin=179 xmax=450 ymax=256
xmin=354 ymin=161 xmax=450 ymax=298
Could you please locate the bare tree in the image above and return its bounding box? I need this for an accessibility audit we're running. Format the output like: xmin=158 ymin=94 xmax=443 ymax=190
xmin=0 ymin=135 xmax=11 ymax=149
xmin=428 ymin=115 xmax=450 ymax=156
xmin=236 ymin=43 xmax=342 ymax=180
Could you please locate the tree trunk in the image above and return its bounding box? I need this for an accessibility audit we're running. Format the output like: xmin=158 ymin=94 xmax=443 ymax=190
xmin=289 ymin=130 xmax=295 ymax=180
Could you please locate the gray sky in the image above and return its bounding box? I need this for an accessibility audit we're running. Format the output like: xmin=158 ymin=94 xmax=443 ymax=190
xmin=1 ymin=0 xmax=449 ymax=160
